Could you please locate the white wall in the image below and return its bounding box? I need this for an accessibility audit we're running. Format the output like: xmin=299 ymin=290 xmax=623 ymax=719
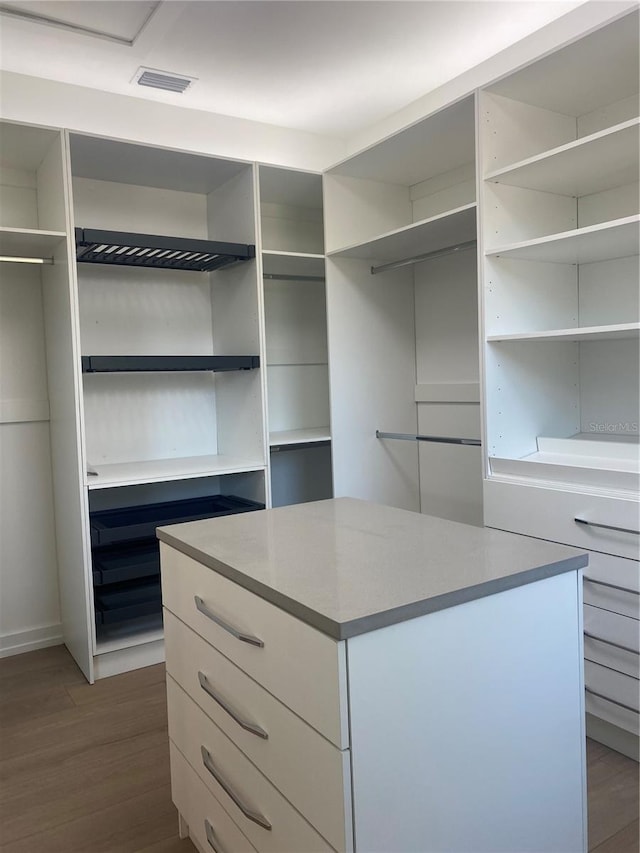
xmin=0 ymin=71 xmax=346 ymax=172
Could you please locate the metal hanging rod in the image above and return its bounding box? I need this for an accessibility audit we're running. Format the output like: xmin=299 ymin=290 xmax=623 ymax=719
xmin=263 ymin=273 xmax=325 ymax=282
xmin=376 ymin=430 xmax=481 ymax=447
xmin=370 ymin=239 xmax=477 ymax=276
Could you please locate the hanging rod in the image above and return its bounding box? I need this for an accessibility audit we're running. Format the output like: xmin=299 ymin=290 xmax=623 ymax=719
xmin=376 ymin=430 xmax=481 ymax=447
xmin=263 ymin=273 xmax=325 ymax=282
xmin=0 ymin=255 xmax=54 ymax=265
xmin=371 ymin=239 xmax=477 ymax=276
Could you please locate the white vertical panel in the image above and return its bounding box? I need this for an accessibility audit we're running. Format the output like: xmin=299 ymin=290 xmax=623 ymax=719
xmin=264 ymin=279 xmax=327 ymax=365
xmin=348 ymin=572 xmax=586 ymax=853
xmin=579 ymin=339 xmax=639 ymax=435
xmin=270 ymin=445 xmax=332 ymax=507
xmin=480 ymin=91 xmax=577 ymax=173
xmin=267 ymin=365 xmax=329 ymax=433
xmin=215 ymin=370 xmax=265 ymax=462
xmin=36 ymin=132 xmax=68 ymax=232
xmin=578 ymin=255 xmax=639 ymax=326
xmin=260 ymin=204 xmax=324 ymax=254
xmin=323 ymin=174 xmax=411 ymax=252
xmin=0 ymin=169 xmax=37 ymax=228
xmin=483 ymin=182 xmax=577 ymax=248
xmin=415 ymin=248 xmax=479 ymax=384
xmin=577 ymin=181 xmax=639 ymax=228
xmin=326 ymin=256 xmax=419 ymax=510
xmin=577 ymin=93 xmax=640 ymax=137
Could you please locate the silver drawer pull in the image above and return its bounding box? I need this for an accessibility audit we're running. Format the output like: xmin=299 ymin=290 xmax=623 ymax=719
xmin=584 ymin=631 xmax=640 ymax=656
xmin=205 ymin=819 xmax=226 ymax=853
xmin=584 ymin=577 xmax=640 ymax=596
xmin=201 ymin=746 xmax=272 ymax=831
xmin=585 ymin=687 xmax=639 ymax=715
xmin=575 ymin=518 xmax=640 ymax=536
xmin=198 ymin=671 xmax=268 ymax=739
xmin=195 ymin=596 xmax=264 ymax=647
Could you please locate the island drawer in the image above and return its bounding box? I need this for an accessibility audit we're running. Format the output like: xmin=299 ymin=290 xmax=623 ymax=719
xmin=170 ymin=741 xmax=257 ymax=853
xmin=583 ymin=552 xmax=639 ymax=620
xmin=164 ymin=610 xmax=352 ymax=853
xmin=160 ymin=543 xmax=349 ymax=749
xmin=167 ymin=676 xmax=336 ymax=853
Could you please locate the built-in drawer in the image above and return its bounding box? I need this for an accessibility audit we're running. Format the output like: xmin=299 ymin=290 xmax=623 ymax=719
xmin=484 ymin=479 xmax=639 ymax=561
xmin=160 ymin=543 xmax=349 ymax=749
xmin=164 ymin=610 xmax=352 ymax=852
xmin=583 ymin=552 xmax=639 ymax=620
xmin=167 ymin=676 xmax=335 ymax=853
xmin=585 ymin=660 xmax=639 ymax=737
xmin=584 ymin=605 xmax=639 ymax=679
xmin=170 ymin=741 xmax=257 ymax=853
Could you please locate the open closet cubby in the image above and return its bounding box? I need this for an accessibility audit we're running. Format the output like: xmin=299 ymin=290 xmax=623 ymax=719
xmin=480 ymin=11 xmax=639 ymax=494
xmin=258 ymin=165 xmax=332 ymax=506
xmin=324 ymin=95 xmax=482 ymax=525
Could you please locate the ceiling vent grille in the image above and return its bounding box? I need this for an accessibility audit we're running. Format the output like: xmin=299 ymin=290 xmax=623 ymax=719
xmin=133 ymin=67 xmax=195 ymax=94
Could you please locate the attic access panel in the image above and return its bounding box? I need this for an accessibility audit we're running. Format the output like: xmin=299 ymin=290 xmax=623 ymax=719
xmin=75 ymin=228 xmax=255 ymax=272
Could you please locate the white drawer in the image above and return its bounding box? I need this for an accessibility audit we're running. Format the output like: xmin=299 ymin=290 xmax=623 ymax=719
xmin=584 ymin=605 xmax=639 ymax=679
xmin=164 ymin=610 xmax=353 ymax=852
xmin=167 ymin=676 xmax=335 ymax=853
xmin=160 ymin=543 xmax=349 ymax=748
xmin=170 ymin=741 xmax=257 ymax=853
xmin=484 ymin=479 xmax=639 ymax=561
xmin=585 ymin=660 xmax=639 ymax=737
xmin=583 ymin=552 xmax=639 ymax=620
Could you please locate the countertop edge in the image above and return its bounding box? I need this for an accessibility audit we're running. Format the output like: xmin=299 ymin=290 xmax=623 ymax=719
xmin=157 ymin=527 xmax=587 ymax=641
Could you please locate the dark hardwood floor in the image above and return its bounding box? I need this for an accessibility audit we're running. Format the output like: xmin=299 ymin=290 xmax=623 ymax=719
xmin=0 ymin=645 xmax=637 ymax=852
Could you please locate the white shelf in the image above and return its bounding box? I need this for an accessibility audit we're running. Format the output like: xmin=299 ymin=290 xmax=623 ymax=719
xmin=485 ymin=119 xmax=640 ymax=198
xmin=0 ymin=226 xmax=66 ymax=259
xmin=86 ymin=455 xmax=266 ymax=489
xmin=488 ymin=323 xmax=640 ymax=343
xmin=487 ymin=216 xmax=639 ymax=265
xmin=95 ymin=621 xmax=164 ymax=656
xmin=269 ymin=427 xmax=331 ymax=447
xmin=491 ymin=434 xmax=639 ymax=493
xmin=262 ymin=251 xmax=325 ymax=279
xmin=328 ymin=204 xmax=477 ymax=262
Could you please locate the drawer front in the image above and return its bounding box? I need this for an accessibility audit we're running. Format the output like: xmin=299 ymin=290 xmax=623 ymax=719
xmin=160 ymin=544 xmax=349 ymax=749
xmin=584 ymin=605 xmax=639 ymax=678
xmin=484 ymin=479 xmax=639 ymax=561
xmin=585 ymin=660 xmax=639 ymax=736
xmin=170 ymin=741 xmax=257 ymax=853
xmin=583 ymin=552 xmax=639 ymax=620
xmin=167 ymin=676 xmax=335 ymax=853
xmin=164 ymin=611 xmax=352 ymax=852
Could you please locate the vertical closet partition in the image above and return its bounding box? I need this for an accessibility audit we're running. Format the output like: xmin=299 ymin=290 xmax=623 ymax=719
xmin=324 ymin=95 xmax=483 ymax=525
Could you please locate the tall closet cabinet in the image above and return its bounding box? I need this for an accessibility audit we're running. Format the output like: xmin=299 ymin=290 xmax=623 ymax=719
xmin=479 ymin=11 xmax=639 ymax=757
xmin=325 ymin=95 xmax=483 ymax=526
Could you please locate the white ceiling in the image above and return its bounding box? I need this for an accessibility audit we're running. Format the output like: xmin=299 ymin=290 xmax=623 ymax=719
xmin=0 ymin=0 xmax=586 ymax=138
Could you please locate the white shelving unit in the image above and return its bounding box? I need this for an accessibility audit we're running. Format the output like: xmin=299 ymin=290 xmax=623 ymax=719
xmin=480 ymin=9 xmax=639 ymax=758
xmin=258 ymin=165 xmax=332 ymax=508
xmin=325 ymin=95 xmax=483 ymax=526
xmin=0 ymin=121 xmax=74 ymax=657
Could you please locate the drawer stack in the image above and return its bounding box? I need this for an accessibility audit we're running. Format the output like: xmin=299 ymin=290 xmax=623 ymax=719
xmin=161 ymin=544 xmax=353 ymax=852
xmin=484 ymin=479 xmax=639 ymax=756
xmin=90 ymin=495 xmax=263 ymax=636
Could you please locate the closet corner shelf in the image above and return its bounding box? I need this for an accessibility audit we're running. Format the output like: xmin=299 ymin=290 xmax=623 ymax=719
xmin=327 ymin=203 xmax=477 ymax=262
xmin=0 ymin=226 xmax=66 ymax=259
xmin=269 ymin=427 xmax=331 ymax=449
xmin=484 ymin=118 xmax=640 ymax=197
xmin=262 ymin=250 xmax=325 ymax=279
xmin=485 ymin=215 xmax=639 ymax=265
xmin=85 ymin=455 xmax=267 ymax=489
xmin=75 ymin=228 xmax=255 ymax=272
xmin=81 ymin=355 xmax=260 ymax=373
xmin=490 ymin=434 xmax=640 ymax=493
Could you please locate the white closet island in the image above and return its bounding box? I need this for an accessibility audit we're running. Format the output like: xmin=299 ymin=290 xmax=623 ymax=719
xmin=158 ymin=498 xmax=588 ymax=853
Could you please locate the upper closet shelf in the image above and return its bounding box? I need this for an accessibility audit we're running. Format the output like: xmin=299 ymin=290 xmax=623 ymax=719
xmin=484 ymin=119 xmax=640 ymax=197
xmin=262 ymin=250 xmax=325 ymax=280
xmin=75 ymin=228 xmax=255 ymax=272
xmin=487 ymin=216 xmax=639 ymax=264
xmin=269 ymin=427 xmax=331 ymax=448
xmin=487 ymin=323 xmax=640 ymax=343
xmin=0 ymin=226 xmax=66 ymax=260
xmin=81 ymin=355 xmax=260 ymax=373
xmin=328 ymin=204 xmax=476 ymax=262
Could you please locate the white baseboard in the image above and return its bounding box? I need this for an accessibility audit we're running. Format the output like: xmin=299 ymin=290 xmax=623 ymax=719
xmin=0 ymin=624 xmax=64 ymax=658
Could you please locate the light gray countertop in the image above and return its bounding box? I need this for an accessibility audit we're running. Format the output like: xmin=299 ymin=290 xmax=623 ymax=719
xmin=157 ymin=497 xmax=587 ymax=640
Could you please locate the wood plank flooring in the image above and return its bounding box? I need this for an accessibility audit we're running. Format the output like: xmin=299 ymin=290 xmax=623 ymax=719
xmin=0 ymin=645 xmax=638 ymax=852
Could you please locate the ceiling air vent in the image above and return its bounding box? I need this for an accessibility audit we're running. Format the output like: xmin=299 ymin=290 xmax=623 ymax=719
xmin=133 ymin=67 xmax=195 ymax=94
